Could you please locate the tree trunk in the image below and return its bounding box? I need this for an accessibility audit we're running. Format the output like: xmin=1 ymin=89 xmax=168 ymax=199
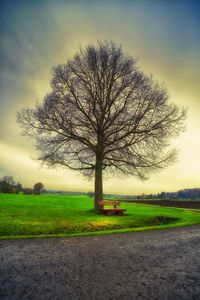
xmin=94 ymin=157 xmax=103 ymax=212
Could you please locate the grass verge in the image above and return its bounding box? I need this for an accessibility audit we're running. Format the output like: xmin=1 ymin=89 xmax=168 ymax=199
xmin=1 ymin=193 xmax=200 ymax=239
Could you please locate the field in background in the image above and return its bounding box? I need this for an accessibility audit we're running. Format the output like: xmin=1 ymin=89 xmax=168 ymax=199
xmin=1 ymin=193 xmax=200 ymax=239
xmin=121 ymin=199 xmax=200 ymax=209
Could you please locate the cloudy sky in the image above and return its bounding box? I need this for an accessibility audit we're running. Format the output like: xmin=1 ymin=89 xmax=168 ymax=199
xmin=0 ymin=0 xmax=200 ymax=194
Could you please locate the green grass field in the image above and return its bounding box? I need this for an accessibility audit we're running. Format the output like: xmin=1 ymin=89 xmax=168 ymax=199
xmin=0 ymin=193 xmax=200 ymax=239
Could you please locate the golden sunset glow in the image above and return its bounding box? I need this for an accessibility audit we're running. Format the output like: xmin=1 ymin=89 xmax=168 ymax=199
xmin=0 ymin=1 xmax=200 ymax=194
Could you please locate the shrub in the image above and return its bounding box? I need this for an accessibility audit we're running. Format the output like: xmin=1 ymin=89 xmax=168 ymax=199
xmin=23 ymin=188 xmax=33 ymax=195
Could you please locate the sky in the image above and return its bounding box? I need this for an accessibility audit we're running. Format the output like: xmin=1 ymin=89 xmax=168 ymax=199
xmin=0 ymin=0 xmax=200 ymax=194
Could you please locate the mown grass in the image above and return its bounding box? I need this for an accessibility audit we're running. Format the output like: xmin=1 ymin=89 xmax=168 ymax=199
xmin=0 ymin=193 xmax=200 ymax=239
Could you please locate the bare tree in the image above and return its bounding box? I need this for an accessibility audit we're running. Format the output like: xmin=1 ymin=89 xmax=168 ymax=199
xmin=0 ymin=176 xmax=16 ymax=186
xmin=17 ymin=41 xmax=186 ymax=211
xmin=0 ymin=176 xmax=22 ymax=194
xmin=33 ymin=182 xmax=44 ymax=195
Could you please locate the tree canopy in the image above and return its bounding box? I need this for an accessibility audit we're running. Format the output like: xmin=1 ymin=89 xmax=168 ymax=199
xmin=17 ymin=41 xmax=186 ymax=210
xmin=33 ymin=182 xmax=44 ymax=195
xmin=0 ymin=176 xmax=22 ymax=194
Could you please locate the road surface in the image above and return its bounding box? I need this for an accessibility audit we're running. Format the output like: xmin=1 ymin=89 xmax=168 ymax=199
xmin=1 ymin=226 xmax=200 ymax=299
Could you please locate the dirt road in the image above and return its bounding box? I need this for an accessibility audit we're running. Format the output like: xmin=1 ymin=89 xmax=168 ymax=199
xmin=1 ymin=226 xmax=200 ymax=299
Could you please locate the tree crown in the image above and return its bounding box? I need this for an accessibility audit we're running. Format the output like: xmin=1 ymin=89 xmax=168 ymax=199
xmin=17 ymin=41 xmax=186 ymax=180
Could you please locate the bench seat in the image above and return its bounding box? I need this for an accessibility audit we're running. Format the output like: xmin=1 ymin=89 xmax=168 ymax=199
xmin=99 ymin=208 xmax=126 ymax=215
xmin=98 ymin=200 xmax=126 ymax=215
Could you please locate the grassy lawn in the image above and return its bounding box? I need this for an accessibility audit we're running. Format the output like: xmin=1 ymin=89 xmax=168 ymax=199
xmin=1 ymin=193 xmax=200 ymax=239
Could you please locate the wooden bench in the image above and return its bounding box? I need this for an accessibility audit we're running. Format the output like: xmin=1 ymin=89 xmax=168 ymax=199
xmin=98 ymin=201 xmax=126 ymax=215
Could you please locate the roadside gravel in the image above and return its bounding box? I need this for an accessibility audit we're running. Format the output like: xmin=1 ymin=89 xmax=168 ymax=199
xmin=1 ymin=225 xmax=200 ymax=300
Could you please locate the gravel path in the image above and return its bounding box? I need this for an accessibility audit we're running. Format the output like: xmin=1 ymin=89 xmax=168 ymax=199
xmin=1 ymin=226 xmax=200 ymax=300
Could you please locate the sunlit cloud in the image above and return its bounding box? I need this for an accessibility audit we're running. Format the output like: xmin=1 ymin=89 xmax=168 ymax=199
xmin=0 ymin=143 xmax=90 ymax=191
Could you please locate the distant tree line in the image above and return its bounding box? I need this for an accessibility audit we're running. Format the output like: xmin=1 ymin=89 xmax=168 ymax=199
xmin=135 ymin=189 xmax=200 ymax=200
xmin=87 ymin=189 xmax=200 ymax=200
xmin=0 ymin=176 xmax=44 ymax=195
xmin=1 ymin=175 xmax=199 ymax=199
xmin=0 ymin=176 xmax=22 ymax=194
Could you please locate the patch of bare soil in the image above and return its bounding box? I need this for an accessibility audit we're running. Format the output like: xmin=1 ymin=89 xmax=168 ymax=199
xmin=123 ymin=199 xmax=200 ymax=209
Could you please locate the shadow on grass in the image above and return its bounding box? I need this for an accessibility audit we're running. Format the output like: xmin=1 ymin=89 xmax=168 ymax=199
xmin=144 ymin=216 xmax=180 ymax=226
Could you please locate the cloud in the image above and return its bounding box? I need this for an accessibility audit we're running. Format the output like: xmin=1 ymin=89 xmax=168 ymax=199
xmin=0 ymin=143 xmax=92 ymax=191
xmin=0 ymin=0 xmax=200 ymax=194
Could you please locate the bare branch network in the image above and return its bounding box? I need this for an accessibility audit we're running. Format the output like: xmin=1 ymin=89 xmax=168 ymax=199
xmin=17 ymin=41 xmax=186 ymax=183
